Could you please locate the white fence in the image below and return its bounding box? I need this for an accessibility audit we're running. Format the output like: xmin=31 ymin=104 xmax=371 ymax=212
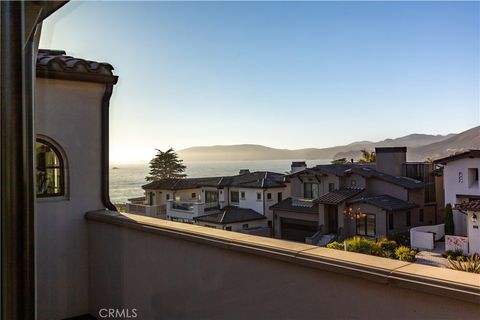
xmin=445 ymin=235 xmax=469 ymax=254
xmin=410 ymin=224 xmax=445 ymax=250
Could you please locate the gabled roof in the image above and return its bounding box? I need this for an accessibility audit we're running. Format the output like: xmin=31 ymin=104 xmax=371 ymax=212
xmin=350 ymin=166 xmax=424 ymax=189
xmin=142 ymin=177 xmax=223 ymax=190
xmin=347 ymin=195 xmax=418 ymax=211
xmin=455 ymin=200 xmax=480 ymax=212
xmin=195 ymin=206 xmax=266 ymax=224
xmin=289 ymin=163 xmax=423 ymax=190
xmin=433 ymin=150 xmax=480 ymax=165
xmin=270 ymin=197 xmax=319 ymax=214
xmin=37 ymin=49 xmax=118 ymax=84
xmin=142 ymin=171 xmax=286 ymax=190
xmin=317 ymin=187 xmax=365 ymax=205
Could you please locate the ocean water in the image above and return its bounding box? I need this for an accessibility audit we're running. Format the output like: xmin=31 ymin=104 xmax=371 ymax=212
xmin=109 ymin=159 xmax=330 ymax=204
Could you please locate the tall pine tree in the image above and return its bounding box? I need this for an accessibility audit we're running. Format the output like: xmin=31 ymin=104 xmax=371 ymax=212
xmin=145 ymin=148 xmax=187 ymax=181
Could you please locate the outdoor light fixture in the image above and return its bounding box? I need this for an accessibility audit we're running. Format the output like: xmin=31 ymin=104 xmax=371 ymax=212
xmin=472 ymin=213 xmax=477 ymax=223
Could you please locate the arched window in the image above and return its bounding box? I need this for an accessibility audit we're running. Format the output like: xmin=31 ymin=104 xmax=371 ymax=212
xmin=36 ymin=138 xmax=65 ymax=197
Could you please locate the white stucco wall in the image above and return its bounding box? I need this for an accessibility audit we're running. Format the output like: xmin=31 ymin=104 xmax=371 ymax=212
xmin=443 ymin=158 xmax=480 ymax=236
xmin=467 ymin=211 xmax=480 ymax=254
xmin=35 ymin=78 xmax=106 ymax=319
xmin=443 ymin=158 xmax=480 ymax=206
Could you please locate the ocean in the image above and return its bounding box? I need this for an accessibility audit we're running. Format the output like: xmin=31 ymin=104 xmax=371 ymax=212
xmin=109 ymin=159 xmax=330 ymax=204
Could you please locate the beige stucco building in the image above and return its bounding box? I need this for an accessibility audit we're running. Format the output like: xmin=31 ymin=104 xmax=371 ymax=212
xmin=35 ymin=49 xmax=118 ymax=319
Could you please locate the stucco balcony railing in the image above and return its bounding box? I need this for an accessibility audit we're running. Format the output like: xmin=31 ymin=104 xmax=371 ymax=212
xmin=167 ymin=200 xmax=220 ymax=219
xmin=126 ymin=203 xmax=165 ymax=218
xmin=85 ymin=210 xmax=480 ymax=320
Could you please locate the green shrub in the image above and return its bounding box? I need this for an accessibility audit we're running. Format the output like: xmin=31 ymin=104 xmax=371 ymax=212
xmin=442 ymin=249 xmax=465 ymax=259
xmin=388 ymin=231 xmax=410 ymax=247
xmin=448 ymin=255 xmax=480 ymax=274
xmin=444 ymin=203 xmax=454 ymax=235
xmin=326 ymin=241 xmax=345 ymax=250
xmin=395 ymin=246 xmax=417 ymax=262
xmin=373 ymin=238 xmax=398 ymax=258
xmin=345 ymin=236 xmax=374 ymax=254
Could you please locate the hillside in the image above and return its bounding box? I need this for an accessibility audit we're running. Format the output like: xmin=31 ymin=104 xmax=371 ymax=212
xmin=409 ymin=126 xmax=480 ymax=161
xmin=177 ymin=127 xmax=478 ymax=162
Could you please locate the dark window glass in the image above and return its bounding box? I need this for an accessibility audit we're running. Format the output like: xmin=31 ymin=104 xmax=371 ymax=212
xmin=277 ymin=192 xmax=282 ymax=202
xmin=257 ymin=192 xmax=261 ymax=200
xmin=240 ymin=191 xmax=245 ymax=199
xmin=231 ymin=191 xmax=239 ymax=203
xmin=388 ymin=213 xmax=394 ymax=230
xmin=304 ymin=183 xmax=319 ymax=199
xmin=356 ymin=213 xmax=376 ymax=237
xmin=166 ymin=194 xmax=170 ymax=200
xmin=149 ymin=192 xmax=154 ymax=205
xmin=419 ymin=209 xmax=424 ymax=223
xmin=328 ymin=183 xmax=335 ymax=192
xmin=36 ymin=139 xmax=64 ymax=197
xmin=267 ymin=193 xmax=272 ymax=200
xmin=191 ymin=192 xmax=196 ymax=199
xmin=242 ymin=224 xmax=249 ymax=229
xmin=406 ymin=211 xmax=411 ymax=227
xmin=225 ymin=226 xmax=232 ymax=231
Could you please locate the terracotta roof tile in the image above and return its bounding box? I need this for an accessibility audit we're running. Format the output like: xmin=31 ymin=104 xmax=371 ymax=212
xmin=318 ymin=187 xmax=365 ymax=205
xmin=36 ymin=49 xmax=118 ymax=83
xmin=347 ymin=195 xmax=418 ymax=211
xmin=195 ymin=206 xmax=266 ymax=224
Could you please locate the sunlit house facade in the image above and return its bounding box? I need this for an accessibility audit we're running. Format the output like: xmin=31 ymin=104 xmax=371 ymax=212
xmin=271 ymin=148 xmax=440 ymax=244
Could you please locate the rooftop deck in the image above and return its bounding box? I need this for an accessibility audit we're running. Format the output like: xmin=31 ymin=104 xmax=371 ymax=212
xmin=85 ymin=210 xmax=480 ymax=319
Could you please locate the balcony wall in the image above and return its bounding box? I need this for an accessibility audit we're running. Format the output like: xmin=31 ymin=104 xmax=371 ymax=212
xmin=87 ymin=211 xmax=480 ymax=320
xmin=126 ymin=203 xmax=165 ymax=219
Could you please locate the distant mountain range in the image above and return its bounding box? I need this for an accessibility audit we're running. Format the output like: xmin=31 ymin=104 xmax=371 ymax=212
xmin=178 ymin=126 xmax=480 ymax=162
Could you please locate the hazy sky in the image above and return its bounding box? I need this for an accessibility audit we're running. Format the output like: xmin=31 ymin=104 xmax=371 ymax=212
xmin=40 ymin=1 xmax=480 ymax=163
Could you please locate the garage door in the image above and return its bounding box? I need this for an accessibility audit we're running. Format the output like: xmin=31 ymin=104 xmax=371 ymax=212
xmin=281 ymin=218 xmax=318 ymax=242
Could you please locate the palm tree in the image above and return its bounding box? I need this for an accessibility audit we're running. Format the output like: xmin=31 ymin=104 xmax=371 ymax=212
xmin=358 ymin=149 xmax=376 ymax=163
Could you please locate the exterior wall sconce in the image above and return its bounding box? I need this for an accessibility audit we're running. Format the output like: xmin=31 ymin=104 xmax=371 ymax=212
xmin=471 ymin=213 xmax=477 ymax=223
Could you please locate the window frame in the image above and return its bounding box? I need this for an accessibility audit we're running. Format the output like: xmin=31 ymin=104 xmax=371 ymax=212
xmin=356 ymin=212 xmax=376 ymax=237
xmin=36 ymin=137 xmax=67 ymax=199
xmin=388 ymin=212 xmax=394 ymax=230
xmin=304 ymin=182 xmax=319 ymax=199
xmin=230 ymin=190 xmax=240 ymax=204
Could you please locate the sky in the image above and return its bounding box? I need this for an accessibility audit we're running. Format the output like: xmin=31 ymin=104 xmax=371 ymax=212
xmin=40 ymin=1 xmax=480 ymax=163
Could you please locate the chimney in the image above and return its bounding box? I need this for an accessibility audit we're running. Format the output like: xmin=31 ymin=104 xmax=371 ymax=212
xmin=239 ymin=169 xmax=250 ymax=175
xmin=375 ymin=147 xmax=407 ymax=176
xmin=291 ymin=161 xmax=307 ymax=173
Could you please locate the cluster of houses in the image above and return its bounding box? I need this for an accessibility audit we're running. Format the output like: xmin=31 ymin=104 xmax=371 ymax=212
xmin=127 ymin=146 xmax=479 ymax=254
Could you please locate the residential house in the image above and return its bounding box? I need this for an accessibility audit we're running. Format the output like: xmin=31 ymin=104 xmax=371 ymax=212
xmin=130 ymin=170 xmax=290 ymax=231
xmin=434 ymin=150 xmax=480 ymax=236
xmin=271 ymin=147 xmax=439 ymax=243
